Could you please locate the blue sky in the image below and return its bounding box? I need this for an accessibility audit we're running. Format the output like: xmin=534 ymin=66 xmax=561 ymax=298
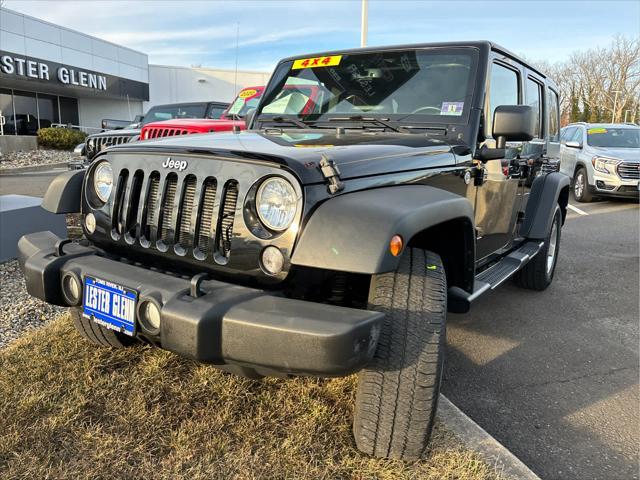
xmin=5 ymin=0 xmax=639 ymax=72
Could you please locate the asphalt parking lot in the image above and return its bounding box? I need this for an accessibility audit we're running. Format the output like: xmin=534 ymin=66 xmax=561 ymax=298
xmin=2 ymin=170 xmax=638 ymax=479
xmin=443 ymin=198 xmax=639 ymax=480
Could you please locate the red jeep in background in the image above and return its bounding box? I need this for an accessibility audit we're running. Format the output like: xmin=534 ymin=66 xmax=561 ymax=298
xmin=140 ymin=84 xmax=320 ymax=140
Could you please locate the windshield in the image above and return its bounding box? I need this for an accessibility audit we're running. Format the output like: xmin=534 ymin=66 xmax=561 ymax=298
xmin=224 ymin=88 xmax=264 ymax=118
xmin=587 ymin=127 xmax=640 ymax=148
xmin=141 ymin=103 xmax=207 ymax=126
xmin=258 ymin=48 xmax=477 ymax=124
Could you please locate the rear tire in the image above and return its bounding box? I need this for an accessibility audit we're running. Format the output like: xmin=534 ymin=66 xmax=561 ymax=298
xmin=70 ymin=307 xmax=138 ymax=348
xmin=514 ymin=205 xmax=562 ymax=291
xmin=573 ymin=167 xmax=594 ymax=202
xmin=353 ymin=248 xmax=447 ymax=460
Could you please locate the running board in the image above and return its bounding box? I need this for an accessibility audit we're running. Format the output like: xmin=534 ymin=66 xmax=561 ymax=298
xmin=448 ymin=241 xmax=544 ymax=313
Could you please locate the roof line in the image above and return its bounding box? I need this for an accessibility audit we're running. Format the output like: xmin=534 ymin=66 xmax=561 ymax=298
xmin=1 ymin=7 xmax=148 ymax=57
xmin=149 ymin=63 xmax=271 ymax=75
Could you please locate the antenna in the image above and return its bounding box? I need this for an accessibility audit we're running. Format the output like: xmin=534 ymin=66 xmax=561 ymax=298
xmin=360 ymin=0 xmax=368 ymax=47
xmin=233 ymin=22 xmax=240 ymax=98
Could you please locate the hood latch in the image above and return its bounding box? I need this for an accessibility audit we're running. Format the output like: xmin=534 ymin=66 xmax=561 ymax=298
xmin=319 ymin=155 xmax=344 ymax=194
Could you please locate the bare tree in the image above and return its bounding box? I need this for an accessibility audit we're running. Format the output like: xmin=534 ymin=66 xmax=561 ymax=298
xmin=532 ymin=35 xmax=640 ymax=125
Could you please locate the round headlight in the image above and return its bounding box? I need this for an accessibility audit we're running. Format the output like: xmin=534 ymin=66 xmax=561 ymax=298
xmin=256 ymin=177 xmax=297 ymax=231
xmin=93 ymin=162 xmax=113 ymax=203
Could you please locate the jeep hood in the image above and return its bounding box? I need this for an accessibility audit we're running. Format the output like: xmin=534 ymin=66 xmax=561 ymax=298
xmin=590 ymin=146 xmax=640 ymax=163
xmin=110 ymin=130 xmax=461 ymax=184
xmin=92 ymin=127 xmax=141 ymax=138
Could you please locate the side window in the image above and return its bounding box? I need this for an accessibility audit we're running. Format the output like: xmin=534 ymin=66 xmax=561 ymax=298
xmin=207 ymin=105 xmax=226 ymax=119
xmin=547 ymin=88 xmax=560 ymax=142
xmin=561 ymin=126 xmax=576 ymax=144
xmin=526 ymin=78 xmax=543 ymax=139
xmin=207 ymin=106 xmax=226 ymax=119
xmin=488 ymin=62 xmax=520 ymax=136
xmin=570 ymin=127 xmax=583 ymax=144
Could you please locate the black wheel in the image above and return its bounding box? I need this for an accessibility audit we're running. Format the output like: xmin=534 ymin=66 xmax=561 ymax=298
xmin=573 ymin=167 xmax=594 ymax=202
xmin=514 ymin=205 xmax=562 ymax=291
xmin=70 ymin=307 xmax=138 ymax=348
xmin=353 ymin=248 xmax=447 ymax=460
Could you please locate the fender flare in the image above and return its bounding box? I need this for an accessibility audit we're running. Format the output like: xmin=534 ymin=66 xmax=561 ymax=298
xmin=41 ymin=170 xmax=85 ymax=214
xmin=291 ymin=185 xmax=475 ymax=276
xmin=520 ymin=172 xmax=570 ymax=240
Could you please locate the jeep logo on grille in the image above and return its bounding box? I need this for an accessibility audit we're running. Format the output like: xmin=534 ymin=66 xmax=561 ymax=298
xmin=162 ymin=157 xmax=188 ymax=171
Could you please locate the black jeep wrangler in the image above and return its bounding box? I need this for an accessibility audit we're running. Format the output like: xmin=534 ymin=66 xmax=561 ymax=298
xmin=19 ymin=41 xmax=569 ymax=460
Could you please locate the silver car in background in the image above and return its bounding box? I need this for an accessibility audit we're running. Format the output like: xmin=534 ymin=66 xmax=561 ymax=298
xmin=559 ymin=122 xmax=639 ymax=202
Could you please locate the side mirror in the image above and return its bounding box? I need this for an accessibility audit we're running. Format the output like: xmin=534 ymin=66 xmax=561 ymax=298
xmin=565 ymin=140 xmax=582 ymax=149
xmin=244 ymin=108 xmax=257 ymax=130
xmin=492 ymin=105 xmax=535 ymax=149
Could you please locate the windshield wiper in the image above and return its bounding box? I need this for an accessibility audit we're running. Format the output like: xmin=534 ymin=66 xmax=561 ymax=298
xmin=258 ymin=116 xmax=308 ymax=129
xmin=328 ymin=115 xmax=403 ymax=133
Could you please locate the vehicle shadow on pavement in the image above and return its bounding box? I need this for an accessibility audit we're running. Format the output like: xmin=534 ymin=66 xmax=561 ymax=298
xmin=442 ymin=207 xmax=640 ymax=480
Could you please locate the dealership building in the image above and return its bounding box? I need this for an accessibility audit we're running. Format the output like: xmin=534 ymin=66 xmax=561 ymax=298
xmin=0 ymin=7 xmax=270 ymax=137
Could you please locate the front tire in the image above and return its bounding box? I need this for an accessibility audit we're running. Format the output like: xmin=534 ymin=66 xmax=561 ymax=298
xmin=353 ymin=249 xmax=447 ymax=460
xmin=70 ymin=307 xmax=138 ymax=348
xmin=514 ymin=205 xmax=562 ymax=291
xmin=573 ymin=167 xmax=594 ymax=202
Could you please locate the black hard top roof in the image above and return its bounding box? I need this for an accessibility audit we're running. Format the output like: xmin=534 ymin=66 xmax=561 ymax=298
xmin=279 ymin=41 xmax=548 ymax=80
xmin=151 ymin=101 xmax=230 ymax=109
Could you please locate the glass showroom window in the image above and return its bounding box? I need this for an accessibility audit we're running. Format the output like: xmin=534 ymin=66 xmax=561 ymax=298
xmin=59 ymin=97 xmax=79 ymax=127
xmin=12 ymin=91 xmax=39 ymax=135
xmin=37 ymin=94 xmax=60 ymax=129
xmin=0 ymin=88 xmax=16 ymax=135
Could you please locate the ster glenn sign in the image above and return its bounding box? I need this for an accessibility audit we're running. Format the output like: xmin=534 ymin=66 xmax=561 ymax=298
xmin=1 ymin=54 xmax=107 ymax=91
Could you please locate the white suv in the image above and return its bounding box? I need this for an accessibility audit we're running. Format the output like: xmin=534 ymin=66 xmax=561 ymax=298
xmin=559 ymin=123 xmax=639 ymax=202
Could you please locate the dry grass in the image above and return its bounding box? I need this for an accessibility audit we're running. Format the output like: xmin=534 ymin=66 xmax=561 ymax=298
xmin=0 ymin=315 xmax=504 ymax=480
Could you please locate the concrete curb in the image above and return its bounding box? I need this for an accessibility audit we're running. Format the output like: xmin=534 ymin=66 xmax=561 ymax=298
xmin=0 ymin=162 xmax=70 ymax=175
xmin=438 ymin=395 xmax=540 ymax=480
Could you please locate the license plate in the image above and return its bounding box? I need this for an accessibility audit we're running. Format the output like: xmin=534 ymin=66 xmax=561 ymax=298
xmin=83 ymin=276 xmax=138 ymax=336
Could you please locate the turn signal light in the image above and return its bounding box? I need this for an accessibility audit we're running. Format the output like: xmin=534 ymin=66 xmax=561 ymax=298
xmin=389 ymin=235 xmax=404 ymax=257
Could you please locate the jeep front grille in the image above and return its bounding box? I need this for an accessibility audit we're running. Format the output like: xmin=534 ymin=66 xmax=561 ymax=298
xmin=215 ymin=181 xmax=238 ymax=260
xmin=94 ymin=135 xmax=135 ymax=150
xmin=111 ymin=169 xmax=241 ymax=262
xmin=145 ymin=128 xmax=190 ymax=139
xmin=617 ymin=162 xmax=640 ymax=180
xmin=158 ymin=174 xmax=178 ymax=245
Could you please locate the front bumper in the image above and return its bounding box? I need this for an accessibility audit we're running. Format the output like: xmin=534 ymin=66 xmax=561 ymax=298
xmin=18 ymin=232 xmax=383 ymax=378
xmin=592 ymin=172 xmax=639 ymax=198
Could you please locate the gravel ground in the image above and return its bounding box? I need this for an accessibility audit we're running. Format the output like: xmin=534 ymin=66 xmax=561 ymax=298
xmin=0 ymin=149 xmax=74 ymax=170
xmin=0 ymin=260 xmax=66 ymax=349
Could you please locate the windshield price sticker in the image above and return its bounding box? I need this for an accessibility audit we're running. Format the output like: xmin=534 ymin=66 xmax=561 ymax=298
xmin=441 ymin=102 xmax=464 ymax=116
xmin=238 ymin=89 xmax=259 ymax=99
xmin=588 ymin=128 xmax=607 ymax=134
xmin=292 ymin=55 xmax=342 ymax=70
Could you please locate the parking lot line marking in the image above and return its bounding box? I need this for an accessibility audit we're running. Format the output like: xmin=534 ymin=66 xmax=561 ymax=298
xmin=567 ymin=204 xmax=589 ymax=216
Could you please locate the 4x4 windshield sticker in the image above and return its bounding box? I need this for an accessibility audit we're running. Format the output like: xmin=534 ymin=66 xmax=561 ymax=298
xmin=441 ymin=102 xmax=464 ymax=116
xmin=292 ymin=55 xmax=342 ymax=70
xmin=588 ymin=128 xmax=607 ymax=134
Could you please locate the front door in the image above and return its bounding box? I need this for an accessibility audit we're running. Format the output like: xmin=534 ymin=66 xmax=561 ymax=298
xmin=474 ymin=60 xmax=524 ymax=261
xmin=474 ymin=153 xmax=523 ymax=260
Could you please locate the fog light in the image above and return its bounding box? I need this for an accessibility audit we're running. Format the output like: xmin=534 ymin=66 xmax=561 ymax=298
xmin=62 ymin=273 xmax=82 ymax=305
xmin=138 ymin=300 xmax=161 ymax=332
xmin=85 ymin=213 xmax=96 ymax=234
xmin=261 ymin=246 xmax=285 ymax=275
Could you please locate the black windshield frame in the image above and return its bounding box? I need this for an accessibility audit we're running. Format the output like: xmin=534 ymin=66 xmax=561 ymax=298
xmin=255 ymin=47 xmax=480 ymax=127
